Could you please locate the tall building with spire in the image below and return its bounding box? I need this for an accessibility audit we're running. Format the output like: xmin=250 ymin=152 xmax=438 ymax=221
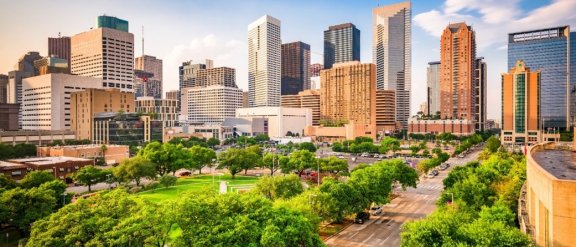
xmin=373 ymin=1 xmax=411 ymax=128
xmin=248 ymin=15 xmax=281 ymax=107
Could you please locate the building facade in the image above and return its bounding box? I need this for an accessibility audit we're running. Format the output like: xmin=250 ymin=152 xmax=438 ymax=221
xmin=33 ymin=56 xmax=69 ymax=75
xmin=135 ymin=55 xmax=162 ymax=98
xmin=236 ymin=107 xmax=312 ymax=138
xmin=373 ymin=2 xmax=411 ymax=128
xmin=134 ymin=69 xmax=161 ymax=99
xmin=22 ymin=74 xmax=102 ymax=131
xmin=281 ymin=41 xmax=310 ymax=95
xmin=0 ymin=104 xmax=19 ymax=131
xmin=0 ymin=74 xmax=7 ymax=103
xmin=8 ymin=156 xmax=93 ymax=181
xmin=281 ymin=89 xmax=321 ymax=126
xmin=248 ymin=15 xmax=281 ymax=107
xmin=324 ymin=23 xmax=360 ymax=69
xmin=93 ymin=112 xmax=162 ymax=145
xmin=135 ymin=96 xmax=178 ymax=128
xmin=37 ymin=144 xmax=129 ymax=165
xmin=320 ymin=61 xmax=376 ymax=138
xmin=0 ymin=130 xmax=76 ymax=146
xmin=408 ymin=117 xmax=475 ymax=136
xmin=501 ymin=60 xmax=541 ymax=145
xmin=427 ymin=61 xmax=441 ymax=116
xmin=181 ymin=85 xmax=243 ymax=124
xmin=508 ymin=26 xmax=575 ymax=129
xmin=70 ymin=88 xmax=135 ymax=141
xmin=71 ymin=16 xmax=134 ymax=92
xmin=375 ymin=90 xmax=396 ymax=134
xmin=475 ymin=57 xmax=487 ymax=131
xmin=48 ymin=36 xmax=71 ymax=73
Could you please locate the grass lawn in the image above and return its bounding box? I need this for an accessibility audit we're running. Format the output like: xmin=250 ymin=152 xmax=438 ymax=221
xmin=137 ymin=174 xmax=260 ymax=203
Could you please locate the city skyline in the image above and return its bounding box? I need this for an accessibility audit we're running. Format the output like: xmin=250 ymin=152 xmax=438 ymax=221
xmin=1 ymin=0 xmax=576 ymax=121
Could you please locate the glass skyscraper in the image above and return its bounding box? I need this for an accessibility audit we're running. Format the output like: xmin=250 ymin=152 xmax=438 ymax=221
xmin=97 ymin=15 xmax=129 ymax=32
xmin=323 ymin=23 xmax=360 ymax=69
xmin=508 ymin=26 xmax=573 ymax=129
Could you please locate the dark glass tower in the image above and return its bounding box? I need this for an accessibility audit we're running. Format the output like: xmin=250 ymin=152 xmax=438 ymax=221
xmin=97 ymin=15 xmax=129 ymax=32
xmin=323 ymin=23 xmax=360 ymax=69
xmin=281 ymin=41 xmax=310 ymax=95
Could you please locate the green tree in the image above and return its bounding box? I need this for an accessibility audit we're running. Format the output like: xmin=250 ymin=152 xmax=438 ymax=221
xmin=159 ymin=174 xmax=177 ymax=188
xmin=380 ymin=137 xmax=400 ymax=154
xmin=283 ymin=150 xmax=316 ymax=176
xmin=38 ymin=180 xmax=67 ymax=207
xmin=348 ymin=161 xmax=395 ymax=208
xmin=254 ymin=174 xmax=304 ymax=200
xmin=262 ymin=153 xmax=288 ymax=175
xmin=332 ymin=142 xmax=344 ymax=152
xmin=319 ymin=156 xmax=349 ymax=176
xmin=188 ymin=145 xmax=217 ymax=174
xmin=20 ymin=171 xmax=55 ymax=189
xmin=72 ymin=165 xmax=107 ymax=192
xmin=485 ymin=136 xmax=501 ymax=153
xmin=317 ymin=177 xmax=362 ymax=223
xmin=114 ymin=156 xmax=157 ymax=186
xmin=382 ymin=159 xmax=419 ymax=190
xmin=1 ymin=187 xmax=56 ymax=234
xmin=218 ymin=148 xmax=261 ymax=178
xmin=139 ymin=142 xmax=190 ymax=176
xmin=0 ymin=174 xmax=19 ymax=189
xmin=298 ymin=142 xmax=317 ymax=152
xmin=206 ymin=137 xmax=220 ymax=148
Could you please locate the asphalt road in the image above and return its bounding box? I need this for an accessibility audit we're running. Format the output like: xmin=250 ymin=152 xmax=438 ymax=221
xmin=325 ymin=147 xmax=482 ymax=247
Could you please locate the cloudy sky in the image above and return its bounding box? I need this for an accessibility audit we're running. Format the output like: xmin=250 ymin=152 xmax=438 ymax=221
xmin=1 ymin=0 xmax=575 ymax=121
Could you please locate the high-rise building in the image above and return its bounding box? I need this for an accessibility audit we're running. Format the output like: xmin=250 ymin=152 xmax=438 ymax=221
xmin=48 ymin=36 xmax=71 ymax=73
xmin=135 ymin=55 xmax=162 ymax=98
xmin=134 ymin=70 xmax=161 ymax=99
xmin=70 ymin=88 xmax=135 ymax=140
xmin=440 ymin=22 xmax=476 ymax=120
xmin=375 ymin=90 xmax=396 ymax=134
xmin=71 ymin=16 xmax=134 ymax=92
xmin=0 ymin=74 xmax=8 ymax=103
xmin=427 ymin=61 xmax=441 ymax=117
xmin=309 ymin=63 xmax=323 ymax=77
xmin=474 ymin=57 xmax=487 ymax=131
xmin=281 ymin=41 xmax=311 ymax=95
xmin=323 ymin=23 xmax=360 ymax=69
xmin=93 ymin=112 xmax=162 ymax=145
xmin=8 ymin=52 xmax=42 ymax=128
xmin=501 ymin=60 xmax=541 ymax=145
xmin=281 ymin=89 xmax=321 ymax=126
xmin=182 ymin=85 xmax=243 ymax=124
xmin=21 ymin=74 xmax=102 ymax=130
xmin=33 ymin=56 xmax=69 ymax=75
xmin=179 ymin=60 xmax=235 ymax=90
xmin=508 ymin=26 xmax=574 ymax=129
xmin=165 ymin=89 xmax=180 ymax=112
xmin=373 ymin=2 xmax=411 ymax=128
xmin=248 ymin=15 xmax=281 ymax=107
xmin=0 ymin=104 xmax=19 ymax=131
xmin=242 ymin=91 xmax=249 ymax=108
xmin=320 ymin=61 xmax=376 ymax=133
xmin=135 ymin=97 xmax=178 ymax=128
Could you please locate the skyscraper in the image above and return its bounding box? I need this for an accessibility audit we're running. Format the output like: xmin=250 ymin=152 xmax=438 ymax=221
xmin=248 ymin=15 xmax=281 ymax=107
xmin=508 ymin=26 xmax=574 ymax=129
xmin=71 ymin=15 xmax=134 ymax=92
xmin=501 ymin=60 xmax=541 ymax=144
xmin=475 ymin=57 xmax=487 ymax=131
xmin=427 ymin=61 xmax=441 ymax=117
xmin=135 ymin=55 xmax=163 ymax=98
xmin=48 ymin=36 xmax=71 ymax=73
xmin=281 ymin=41 xmax=311 ymax=95
xmin=0 ymin=74 xmax=8 ymax=104
xmin=373 ymin=1 xmax=411 ymax=128
xmin=323 ymin=23 xmax=360 ymax=69
xmin=440 ymin=22 xmax=476 ymax=120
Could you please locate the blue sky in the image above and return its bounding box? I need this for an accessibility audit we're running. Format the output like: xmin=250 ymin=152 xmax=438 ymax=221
xmin=1 ymin=0 xmax=575 ymax=121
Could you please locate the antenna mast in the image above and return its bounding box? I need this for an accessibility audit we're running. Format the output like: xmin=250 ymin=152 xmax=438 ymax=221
xmin=142 ymin=25 xmax=145 ymax=56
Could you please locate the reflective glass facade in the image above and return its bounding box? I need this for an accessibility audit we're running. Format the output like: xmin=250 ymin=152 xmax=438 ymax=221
xmin=508 ymin=26 xmax=570 ymax=129
xmin=324 ymin=23 xmax=360 ymax=69
xmin=97 ymin=16 xmax=129 ymax=32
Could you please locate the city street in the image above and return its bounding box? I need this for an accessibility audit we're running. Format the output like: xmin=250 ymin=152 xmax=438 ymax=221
xmin=325 ymin=147 xmax=481 ymax=247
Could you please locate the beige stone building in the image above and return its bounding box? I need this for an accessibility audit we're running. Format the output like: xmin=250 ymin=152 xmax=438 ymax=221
xmin=70 ymin=88 xmax=135 ymax=140
xmin=281 ymin=89 xmax=320 ymax=126
xmin=375 ymin=90 xmax=396 ymax=134
xmin=320 ymin=61 xmax=376 ymax=139
xmin=135 ymin=96 xmax=178 ymax=127
xmin=37 ymin=144 xmax=129 ymax=164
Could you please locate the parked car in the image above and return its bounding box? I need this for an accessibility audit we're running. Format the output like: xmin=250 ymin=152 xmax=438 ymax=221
xmin=355 ymin=212 xmax=370 ymax=224
xmin=458 ymin=154 xmax=465 ymax=158
xmin=361 ymin=153 xmax=369 ymax=157
xmin=369 ymin=205 xmax=383 ymax=215
xmin=426 ymin=170 xmax=439 ymax=178
xmin=438 ymin=163 xmax=448 ymax=170
xmin=338 ymin=155 xmax=346 ymax=159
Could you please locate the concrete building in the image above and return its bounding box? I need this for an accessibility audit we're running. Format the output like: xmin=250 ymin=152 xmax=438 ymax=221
xmin=248 ymin=15 xmax=281 ymax=107
xmin=508 ymin=26 xmax=576 ymax=129
xmin=7 ymin=156 xmax=93 ymax=181
xmin=70 ymin=88 xmax=135 ymax=140
xmin=236 ymin=107 xmax=312 ymax=138
xmin=22 ymin=74 xmax=102 ymax=131
xmin=135 ymin=55 xmax=163 ymax=98
xmin=281 ymin=41 xmax=311 ymax=95
xmin=71 ymin=16 xmax=134 ymax=92
xmin=37 ymin=144 xmax=129 ymax=165
xmin=0 ymin=104 xmax=19 ymax=131
xmin=179 ymin=61 xmax=205 ymax=89
xmin=33 ymin=56 xmax=69 ymax=75
xmin=93 ymin=112 xmax=162 ymax=145
xmin=324 ymin=23 xmax=360 ymax=69
xmin=522 ymin=141 xmax=576 ymax=246
xmin=8 ymin=52 xmax=42 ymax=128
xmin=182 ymin=85 xmax=243 ymax=124
xmin=0 ymin=161 xmax=28 ymax=180
xmin=375 ymin=90 xmax=396 ymax=134
xmin=0 ymin=74 xmax=8 ymax=103
xmin=427 ymin=61 xmax=441 ymax=116
xmin=281 ymin=89 xmax=320 ymax=126
xmin=320 ymin=61 xmax=376 ymax=139
xmin=166 ymin=89 xmax=180 ymax=112
xmin=242 ymin=91 xmax=249 ymax=108
xmin=135 ymin=96 xmax=178 ymax=127
xmin=48 ymin=36 xmax=71 ymax=73
xmin=373 ymin=1 xmax=411 ymax=128
xmin=408 ymin=117 xmax=475 ymax=136
xmin=475 ymin=57 xmax=487 ymax=131
xmin=134 ymin=69 xmax=161 ymax=99
xmin=186 ymin=124 xmax=235 ymax=140
xmin=419 ymin=102 xmax=428 ymax=116
xmin=0 ymin=130 xmax=76 ymax=146
xmin=440 ymin=22 xmax=476 ymax=121
xmin=305 ymin=121 xmax=376 ymax=142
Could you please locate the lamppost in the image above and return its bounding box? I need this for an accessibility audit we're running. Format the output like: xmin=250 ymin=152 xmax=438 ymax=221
xmin=211 ymin=157 xmax=218 ymax=185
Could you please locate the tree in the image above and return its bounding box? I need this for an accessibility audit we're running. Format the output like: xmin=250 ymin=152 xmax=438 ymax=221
xmin=218 ymin=148 xmax=261 ymax=178
xmin=298 ymin=142 xmax=317 ymax=152
xmin=188 ymin=145 xmax=217 ymax=174
xmin=114 ymin=156 xmax=157 ymax=186
xmin=485 ymin=136 xmax=501 ymax=153
xmin=380 ymin=137 xmax=400 ymax=154
xmin=1 ymin=187 xmax=56 ymax=234
xmin=139 ymin=142 xmax=190 ymax=176
xmin=319 ymin=156 xmax=349 ymax=176
xmin=283 ymin=150 xmax=316 ymax=176
xmin=159 ymin=174 xmax=177 ymax=188
xmin=38 ymin=180 xmax=67 ymax=207
xmin=254 ymin=174 xmax=304 ymax=200
xmin=348 ymin=161 xmax=394 ymax=208
xmin=206 ymin=137 xmax=220 ymax=148
xmin=72 ymin=165 xmax=107 ymax=192
xmin=316 ymin=177 xmax=363 ymax=223
xmin=262 ymin=153 xmax=288 ymax=175
xmin=382 ymin=159 xmax=419 ymax=190
xmin=332 ymin=142 xmax=344 ymax=152
xmin=0 ymin=174 xmax=19 ymax=189
xmin=20 ymin=171 xmax=55 ymax=189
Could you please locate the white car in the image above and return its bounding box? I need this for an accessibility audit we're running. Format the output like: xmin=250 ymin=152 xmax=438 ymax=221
xmin=338 ymin=155 xmax=345 ymax=159
xmin=369 ymin=205 xmax=383 ymax=215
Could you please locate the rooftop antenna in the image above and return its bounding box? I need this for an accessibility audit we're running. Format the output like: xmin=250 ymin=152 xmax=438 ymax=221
xmin=142 ymin=25 xmax=145 ymax=56
xmin=58 ymin=32 xmax=61 ymax=38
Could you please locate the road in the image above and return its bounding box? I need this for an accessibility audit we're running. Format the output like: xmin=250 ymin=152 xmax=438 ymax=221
xmin=325 ymin=147 xmax=482 ymax=247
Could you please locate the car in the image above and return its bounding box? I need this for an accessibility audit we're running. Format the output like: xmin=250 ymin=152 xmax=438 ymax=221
xmin=338 ymin=155 xmax=346 ymax=159
xmin=369 ymin=205 xmax=383 ymax=215
xmin=426 ymin=170 xmax=439 ymax=178
xmin=458 ymin=154 xmax=465 ymax=158
xmin=438 ymin=163 xmax=448 ymax=170
xmin=361 ymin=153 xmax=369 ymax=157
xmin=355 ymin=212 xmax=370 ymax=224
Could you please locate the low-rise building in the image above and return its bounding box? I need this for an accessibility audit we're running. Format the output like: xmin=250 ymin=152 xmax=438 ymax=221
xmin=0 ymin=130 xmax=76 ymax=145
xmin=407 ymin=117 xmax=475 ymax=136
xmin=93 ymin=112 xmax=162 ymax=145
xmin=37 ymin=144 xmax=129 ymax=164
xmin=8 ymin=156 xmax=93 ymax=181
xmin=304 ymin=120 xmax=375 ymax=142
xmin=0 ymin=103 xmax=19 ymax=131
xmin=0 ymin=161 xmax=28 ymax=180
xmin=281 ymin=89 xmax=320 ymax=126
xmin=236 ymin=107 xmax=312 ymax=138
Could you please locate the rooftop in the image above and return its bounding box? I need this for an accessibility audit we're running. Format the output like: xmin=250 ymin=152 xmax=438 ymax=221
xmin=532 ymin=148 xmax=576 ymax=180
xmin=9 ymin=156 xmax=92 ymax=166
xmin=42 ymin=144 xmax=128 ymax=150
xmin=0 ymin=161 xmax=27 ymax=169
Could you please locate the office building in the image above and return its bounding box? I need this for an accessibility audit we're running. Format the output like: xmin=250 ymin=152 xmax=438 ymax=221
xmin=242 ymin=91 xmax=249 ymax=108
xmin=182 ymin=85 xmax=243 ymax=124
xmin=166 ymin=89 xmax=180 ymax=112
xmin=0 ymin=104 xmax=19 ymax=131
xmin=474 ymin=57 xmax=487 ymax=131
xmin=134 ymin=69 xmax=161 ymax=99
xmin=375 ymin=90 xmax=396 ymax=134
xmin=408 ymin=118 xmax=475 ymax=136
xmin=48 ymin=36 xmax=71 ymax=73
xmin=281 ymin=89 xmax=321 ymax=126
xmin=179 ymin=61 xmax=205 ymax=89
xmin=21 ymin=74 xmax=102 ymax=130
xmin=135 ymin=55 xmax=162 ymax=98
xmin=8 ymin=52 xmax=42 ymax=105
xmin=281 ymin=41 xmax=311 ymax=95
xmin=33 ymin=56 xmax=69 ymax=75
xmin=0 ymin=74 xmax=7 ymax=103
xmin=373 ymin=2 xmax=411 ymax=128
xmin=236 ymin=107 xmax=312 ymax=138
xmin=248 ymin=15 xmax=281 ymax=107
xmin=440 ymin=22 xmax=476 ymax=120
xmin=508 ymin=26 xmax=575 ymax=129
xmin=71 ymin=16 xmax=134 ymax=92
xmin=93 ymin=112 xmax=162 ymax=145
xmin=324 ymin=23 xmax=360 ymax=69
xmin=427 ymin=61 xmax=441 ymax=116
xmin=179 ymin=61 xmax=235 ymax=89
xmin=70 ymin=88 xmax=135 ymax=141
xmin=320 ymin=62 xmax=376 ymax=134
xmin=0 ymin=130 xmax=76 ymax=146
xmin=501 ymin=61 xmax=541 ymax=145
xmin=135 ymin=96 xmax=178 ymax=127
xmin=37 ymin=144 xmax=130 ymax=165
